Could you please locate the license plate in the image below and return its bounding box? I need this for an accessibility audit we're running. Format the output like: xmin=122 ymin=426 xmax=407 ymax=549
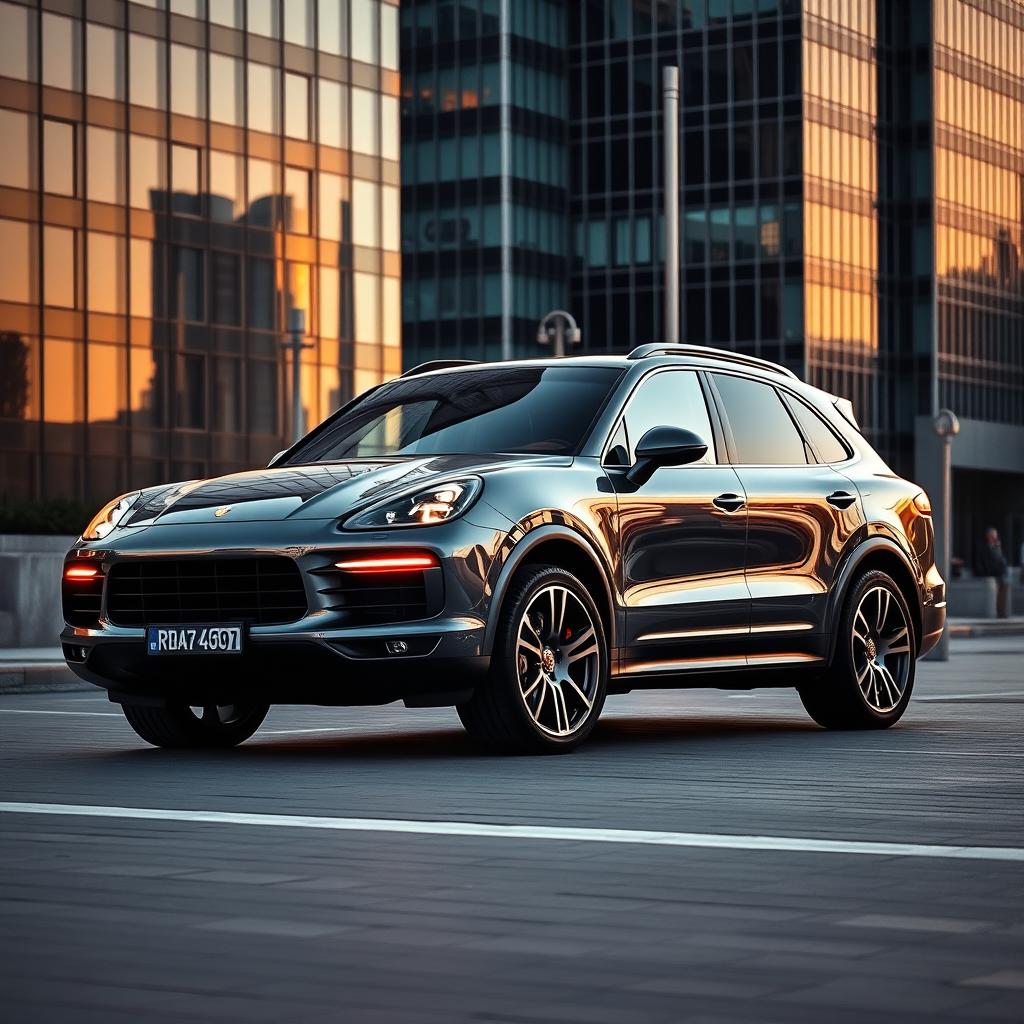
xmin=146 ymin=625 xmax=244 ymax=655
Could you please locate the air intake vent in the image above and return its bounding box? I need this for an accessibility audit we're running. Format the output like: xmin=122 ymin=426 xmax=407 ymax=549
xmin=313 ymin=556 xmax=444 ymax=626
xmin=106 ymin=557 xmax=307 ymax=627
xmin=62 ymin=572 xmax=104 ymax=628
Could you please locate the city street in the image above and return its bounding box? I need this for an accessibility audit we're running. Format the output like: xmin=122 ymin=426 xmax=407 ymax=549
xmin=2 ymin=637 xmax=1023 ymax=1023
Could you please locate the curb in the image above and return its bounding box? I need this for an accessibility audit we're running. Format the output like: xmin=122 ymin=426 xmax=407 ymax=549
xmin=949 ymin=623 xmax=1024 ymax=639
xmin=0 ymin=664 xmax=93 ymax=694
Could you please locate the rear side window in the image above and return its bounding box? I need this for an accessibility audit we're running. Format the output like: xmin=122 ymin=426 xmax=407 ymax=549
xmin=713 ymin=374 xmax=807 ymax=465
xmin=786 ymin=398 xmax=851 ymax=464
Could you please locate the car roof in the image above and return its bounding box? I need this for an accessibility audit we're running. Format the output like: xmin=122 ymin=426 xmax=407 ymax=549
xmin=402 ymin=345 xmax=798 ymax=385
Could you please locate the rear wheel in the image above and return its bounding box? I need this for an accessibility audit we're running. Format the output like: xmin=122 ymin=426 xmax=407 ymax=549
xmin=457 ymin=566 xmax=608 ymax=754
xmin=799 ymin=569 xmax=915 ymax=729
xmin=121 ymin=701 xmax=268 ymax=749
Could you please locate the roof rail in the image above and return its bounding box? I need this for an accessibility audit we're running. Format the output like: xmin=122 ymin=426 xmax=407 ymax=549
xmin=400 ymin=359 xmax=479 ymax=378
xmin=626 ymin=343 xmax=799 ymax=380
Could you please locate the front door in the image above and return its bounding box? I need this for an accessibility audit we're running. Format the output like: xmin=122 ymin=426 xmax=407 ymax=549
xmin=608 ymin=369 xmax=751 ymax=676
xmin=710 ymin=372 xmax=866 ymax=664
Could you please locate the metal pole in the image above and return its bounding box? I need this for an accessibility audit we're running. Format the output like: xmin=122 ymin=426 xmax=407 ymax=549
xmin=934 ymin=434 xmax=953 ymax=660
xmin=499 ymin=0 xmax=512 ymax=360
xmin=662 ymin=66 xmax=680 ymax=345
xmin=554 ymin=318 xmax=565 ymax=358
xmin=930 ymin=409 xmax=959 ymax=662
xmin=285 ymin=309 xmax=312 ymax=444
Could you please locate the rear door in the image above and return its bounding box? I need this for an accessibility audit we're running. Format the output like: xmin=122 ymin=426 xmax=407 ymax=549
xmin=607 ymin=369 xmax=751 ymax=675
xmin=709 ymin=372 xmax=865 ymax=664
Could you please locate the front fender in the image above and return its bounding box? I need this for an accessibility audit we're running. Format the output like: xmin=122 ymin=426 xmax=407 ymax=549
xmin=481 ymin=520 xmax=617 ymax=657
xmin=824 ymin=534 xmax=923 ymax=664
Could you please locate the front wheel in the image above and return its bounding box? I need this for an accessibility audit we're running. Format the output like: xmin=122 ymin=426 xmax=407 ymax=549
xmin=799 ymin=569 xmax=916 ymax=729
xmin=458 ymin=566 xmax=609 ymax=754
xmin=121 ymin=701 xmax=269 ymax=749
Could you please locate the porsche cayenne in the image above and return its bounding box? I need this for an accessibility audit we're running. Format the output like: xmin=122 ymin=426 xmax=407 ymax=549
xmin=61 ymin=344 xmax=945 ymax=753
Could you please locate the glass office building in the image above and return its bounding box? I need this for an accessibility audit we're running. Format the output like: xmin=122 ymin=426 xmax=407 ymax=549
xmin=401 ymin=0 xmax=1023 ymax=561
xmin=0 ymin=0 xmax=401 ymax=507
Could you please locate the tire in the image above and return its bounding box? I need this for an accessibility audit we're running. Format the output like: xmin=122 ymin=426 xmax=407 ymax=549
xmin=457 ymin=565 xmax=609 ymax=754
xmin=799 ymin=569 xmax=916 ymax=730
xmin=121 ymin=701 xmax=269 ymax=749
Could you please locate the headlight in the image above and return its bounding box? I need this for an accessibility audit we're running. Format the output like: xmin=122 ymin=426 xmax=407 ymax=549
xmin=82 ymin=492 xmax=141 ymax=540
xmin=343 ymin=478 xmax=483 ymax=530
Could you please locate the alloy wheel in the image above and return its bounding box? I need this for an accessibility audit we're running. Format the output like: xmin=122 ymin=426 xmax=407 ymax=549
xmin=515 ymin=584 xmax=601 ymax=737
xmin=851 ymin=585 xmax=913 ymax=713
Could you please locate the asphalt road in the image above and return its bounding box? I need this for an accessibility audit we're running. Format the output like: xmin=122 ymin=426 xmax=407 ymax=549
xmin=2 ymin=637 xmax=1023 ymax=1023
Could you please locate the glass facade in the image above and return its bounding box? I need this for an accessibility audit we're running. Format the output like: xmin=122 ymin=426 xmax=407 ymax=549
xmin=0 ymin=0 xmax=401 ymax=506
xmin=400 ymin=0 xmax=569 ymax=362
xmin=401 ymin=0 xmax=1023 ymax=561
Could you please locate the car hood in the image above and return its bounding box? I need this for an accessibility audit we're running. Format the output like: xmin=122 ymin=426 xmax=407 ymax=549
xmin=123 ymin=454 xmax=568 ymax=526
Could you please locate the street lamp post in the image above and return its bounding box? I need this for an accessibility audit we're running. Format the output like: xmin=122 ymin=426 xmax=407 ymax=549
xmin=536 ymin=310 xmax=581 ymax=358
xmin=931 ymin=408 xmax=960 ymax=662
xmin=283 ymin=308 xmax=314 ymax=443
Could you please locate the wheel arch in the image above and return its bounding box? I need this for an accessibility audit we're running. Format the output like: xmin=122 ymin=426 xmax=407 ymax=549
xmin=827 ymin=538 xmax=924 ymax=662
xmin=482 ymin=526 xmax=616 ymax=658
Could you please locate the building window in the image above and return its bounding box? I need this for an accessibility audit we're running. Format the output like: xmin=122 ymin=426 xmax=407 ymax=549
xmin=283 ymin=0 xmax=313 ymax=47
xmin=209 ymin=150 xmax=244 ymax=222
xmin=43 ymin=120 xmax=77 ymax=197
xmin=351 ymin=179 xmax=379 ymax=248
xmin=86 ymin=25 xmax=124 ymax=100
xmin=43 ymin=226 xmax=76 ymax=309
xmin=0 ymin=219 xmax=37 ymax=304
xmin=248 ymin=63 xmax=280 ymax=134
xmin=176 ymin=353 xmax=206 ymax=429
xmin=0 ymin=110 xmax=34 ymax=191
xmin=284 ymin=167 xmax=311 ymax=234
xmin=86 ymin=127 xmax=125 ymax=205
xmin=130 ymin=135 xmax=166 ymax=211
xmin=246 ymin=0 xmax=279 ymax=38
xmin=209 ymin=54 xmax=244 ymax=126
xmin=318 ymin=79 xmax=348 ymax=149
xmin=86 ymin=233 xmax=126 ymax=314
xmin=352 ymin=88 xmax=380 ymax=156
xmin=285 ymin=73 xmax=310 ymax=140
xmin=171 ymin=144 xmax=203 ymax=215
xmin=318 ymin=0 xmax=349 ymax=56
xmin=42 ymin=13 xmax=81 ymax=92
xmin=351 ymin=0 xmax=379 ymax=65
xmin=0 ymin=2 xmax=37 ymax=82
xmin=129 ymin=34 xmax=167 ymax=110
xmin=171 ymin=44 xmax=206 ymax=119
xmin=209 ymin=0 xmax=242 ymax=29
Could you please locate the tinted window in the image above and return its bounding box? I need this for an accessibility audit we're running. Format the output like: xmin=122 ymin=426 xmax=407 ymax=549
xmin=615 ymin=370 xmax=716 ymax=465
xmin=289 ymin=366 xmax=622 ymax=462
xmin=787 ymin=398 xmax=851 ymax=464
xmin=713 ymin=374 xmax=807 ymax=465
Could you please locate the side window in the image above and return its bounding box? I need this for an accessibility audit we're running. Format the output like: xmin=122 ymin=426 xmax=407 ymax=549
xmin=713 ymin=374 xmax=808 ymax=465
xmin=786 ymin=397 xmax=851 ymax=464
xmin=612 ymin=370 xmax=716 ymax=465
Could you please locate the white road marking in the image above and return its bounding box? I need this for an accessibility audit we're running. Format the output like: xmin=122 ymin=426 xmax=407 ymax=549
xmin=0 ymin=709 xmax=120 ymax=717
xmin=917 ymin=691 xmax=1024 ymax=701
xmin=0 ymin=801 xmax=1022 ymax=863
xmin=259 ymin=727 xmax=358 ymax=736
xmin=834 ymin=748 xmax=1024 ymax=759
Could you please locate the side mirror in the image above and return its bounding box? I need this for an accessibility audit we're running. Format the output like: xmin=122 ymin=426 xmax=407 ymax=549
xmin=267 ymin=449 xmax=287 ymax=468
xmin=626 ymin=426 xmax=708 ymax=486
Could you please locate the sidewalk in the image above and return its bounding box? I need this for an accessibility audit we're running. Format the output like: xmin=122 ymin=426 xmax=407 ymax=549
xmin=948 ymin=616 xmax=1024 ymax=638
xmin=0 ymin=648 xmax=89 ymax=694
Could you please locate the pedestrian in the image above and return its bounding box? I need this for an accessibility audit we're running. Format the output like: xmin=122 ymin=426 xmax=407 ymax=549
xmin=975 ymin=527 xmax=1010 ymax=618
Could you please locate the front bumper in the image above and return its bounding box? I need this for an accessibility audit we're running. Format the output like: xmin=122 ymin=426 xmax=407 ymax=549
xmin=60 ymin=514 xmax=506 ymax=706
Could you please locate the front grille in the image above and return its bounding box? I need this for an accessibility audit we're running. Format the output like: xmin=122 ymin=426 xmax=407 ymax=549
xmin=62 ymin=573 xmax=104 ymax=628
xmin=106 ymin=557 xmax=307 ymax=627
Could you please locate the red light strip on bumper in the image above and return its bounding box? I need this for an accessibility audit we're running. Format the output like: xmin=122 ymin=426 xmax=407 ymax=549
xmin=64 ymin=564 xmax=101 ymax=580
xmin=334 ymin=554 xmax=439 ymax=573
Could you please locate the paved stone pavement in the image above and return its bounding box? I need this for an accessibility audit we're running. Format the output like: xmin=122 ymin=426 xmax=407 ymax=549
xmin=1 ymin=636 xmax=1023 ymax=1022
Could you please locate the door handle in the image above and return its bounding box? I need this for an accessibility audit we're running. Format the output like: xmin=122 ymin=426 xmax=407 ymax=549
xmin=713 ymin=492 xmax=746 ymax=513
xmin=826 ymin=490 xmax=857 ymax=510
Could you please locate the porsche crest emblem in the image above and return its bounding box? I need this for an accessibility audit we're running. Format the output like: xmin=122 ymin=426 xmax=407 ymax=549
xmin=214 ymin=506 xmax=232 ymax=518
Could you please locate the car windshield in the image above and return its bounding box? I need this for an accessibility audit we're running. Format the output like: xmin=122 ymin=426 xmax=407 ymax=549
xmin=286 ymin=365 xmax=624 ymax=462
